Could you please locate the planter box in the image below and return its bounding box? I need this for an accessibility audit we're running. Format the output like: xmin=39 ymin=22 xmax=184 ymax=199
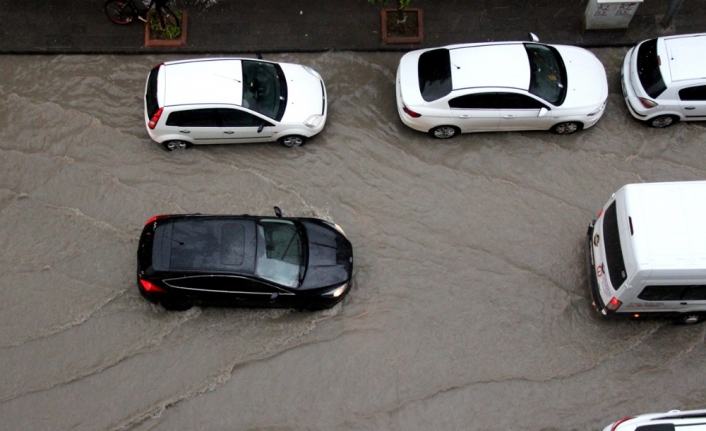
xmin=144 ymin=11 xmax=187 ymax=47
xmin=381 ymin=8 xmax=423 ymax=44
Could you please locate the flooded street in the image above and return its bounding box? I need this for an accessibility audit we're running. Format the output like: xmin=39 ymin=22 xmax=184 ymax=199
xmin=1 ymin=49 xmax=706 ymax=430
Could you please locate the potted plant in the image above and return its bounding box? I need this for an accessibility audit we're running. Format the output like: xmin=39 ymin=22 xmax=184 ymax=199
xmin=368 ymin=0 xmax=423 ymax=44
xmin=145 ymin=9 xmax=187 ymax=47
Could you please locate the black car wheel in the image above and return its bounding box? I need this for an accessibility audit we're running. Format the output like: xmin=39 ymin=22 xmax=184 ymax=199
xmin=279 ymin=135 xmax=306 ymax=147
xmin=161 ymin=299 xmax=194 ymax=311
xmin=648 ymin=115 xmax=678 ymax=128
xmin=552 ymin=122 xmax=582 ymax=135
xmin=163 ymin=140 xmax=192 ymax=151
xmin=430 ymin=126 xmax=460 ymax=139
xmin=674 ymin=313 xmax=706 ymax=325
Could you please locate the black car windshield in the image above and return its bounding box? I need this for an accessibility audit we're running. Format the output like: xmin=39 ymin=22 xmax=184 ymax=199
xmin=418 ymin=49 xmax=452 ymax=102
xmin=525 ymin=43 xmax=567 ymax=105
xmin=636 ymin=38 xmax=667 ymax=99
xmin=241 ymin=60 xmax=286 ymax=120
xmin=255 ymin=219 xmax=305 ymax=287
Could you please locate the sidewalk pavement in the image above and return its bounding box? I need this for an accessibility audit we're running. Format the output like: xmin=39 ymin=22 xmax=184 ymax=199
xmin=0 ymin=0 xmax=704 ymax=54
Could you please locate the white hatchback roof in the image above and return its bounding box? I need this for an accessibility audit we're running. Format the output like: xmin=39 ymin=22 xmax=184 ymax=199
xmin=624 ymin=181 xmax=706 ymax=269
xmin=163 ymin=59 xmax=244 ymax=107
xmin=664 ymin=34 xmax=706 ymax=82
xmin=449 ymin=44 xmax=530 ymax=90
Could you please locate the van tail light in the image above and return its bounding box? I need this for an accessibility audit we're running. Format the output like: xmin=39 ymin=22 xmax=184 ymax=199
xmin=152 ymin=62 xmax=164 ymax=71
xmin=610 ymin=416 xmax=635 ymax=431
xmin=597 ymin=208 xmax=604 ymax=218
xmin=145 ymin=215 xmax=169 ymax=225
xmin=606 ymin=297 xmax=623 ymax=312
xmin=638 ymin=97 xmax=658 ymax=109
xmin=140 ymin=279 xmax=167 ymax=294
xmin=403 ymin=106 xmax=422 ymax=118
xmin=148 ymin=107 xmax=163 ymax=129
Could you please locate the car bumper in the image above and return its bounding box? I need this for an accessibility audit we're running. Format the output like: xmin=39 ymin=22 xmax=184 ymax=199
xmin=621 ymin=48 xmax=652 ymax=120
xmin=585 ymin=220 xmax=607 ymax=315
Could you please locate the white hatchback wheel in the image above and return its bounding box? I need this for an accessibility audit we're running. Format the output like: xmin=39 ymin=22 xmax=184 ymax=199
xmin=649 ymin=115 xmax=677 ymax=128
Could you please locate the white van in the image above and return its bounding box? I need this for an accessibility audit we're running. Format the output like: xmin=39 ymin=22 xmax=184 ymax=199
xmin=586 ymin=181 xmax=706 ymax=324
xmin=603 ymin=408 xmax=706 ymax=431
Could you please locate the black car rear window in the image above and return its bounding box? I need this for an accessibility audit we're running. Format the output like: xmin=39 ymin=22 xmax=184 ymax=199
xmin=145 ymin=65 xmax=160 ymax=118
xmin=418 ymin=49 xmax=452 ymax=102
xmin=636 ymin=38 xmax=667 ymax=99
xmin=603 ymin=201 xmax=627 ymax=290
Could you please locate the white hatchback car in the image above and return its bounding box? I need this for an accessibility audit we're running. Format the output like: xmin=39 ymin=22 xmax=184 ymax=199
xmin=144 ymin=58 xmax=327 ymax=150
xmin=395 ymin=35 xmax=608 ymax=138
xmin=622 ymin=33 xmax=706 ymax=128
xmin=604 ymin=408 xmax=706 ymax=431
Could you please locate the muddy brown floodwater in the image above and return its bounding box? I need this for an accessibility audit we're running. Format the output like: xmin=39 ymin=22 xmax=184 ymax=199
xmin=1 ymin=49 xmax=706 ymax=431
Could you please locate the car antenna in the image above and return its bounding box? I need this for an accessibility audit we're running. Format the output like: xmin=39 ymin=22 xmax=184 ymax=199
xmin=274 ymin=206 xmax=282 ymax=218
xmin=256 ymin=53 xmax=263 ymax=60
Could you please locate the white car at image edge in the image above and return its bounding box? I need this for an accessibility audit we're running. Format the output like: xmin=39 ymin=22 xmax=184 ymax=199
xmin=604 ymin=408 xmax=706 ymax=431
xmin=396 ymin=34 xmax=608 ymax=138
xmin=144 ymin=57 xmax=327 ymax=151
xmin=622 ymin=33 xmax=706 ymax=128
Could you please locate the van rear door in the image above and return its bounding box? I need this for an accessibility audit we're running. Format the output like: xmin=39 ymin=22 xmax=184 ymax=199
xmin=592 ymin=199 xmax=630 ymax=312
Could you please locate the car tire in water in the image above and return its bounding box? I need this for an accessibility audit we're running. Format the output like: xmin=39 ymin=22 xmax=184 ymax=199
xmin=279 ymin=135 xmax=307 ymax=147
xmin=162 ymin=140 xmax=191 ymax=151
xmin=552 ymin=122 xmax=582 ymax=135
xmin=104 ymin=0 xmax=136 ymax=24
xmin=674 ymin=313 xmax=706 ymax=325
xmin=648 ymin=115 xmax=678 ymax=128
xmin=430 ymin=126 xmax=460 ymax=139
xmin=161 ymin=299 xmax=194 ymax=311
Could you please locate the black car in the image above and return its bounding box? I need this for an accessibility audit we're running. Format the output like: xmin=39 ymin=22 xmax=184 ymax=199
xmin=136 ymin=208 xmax=353 ymax=311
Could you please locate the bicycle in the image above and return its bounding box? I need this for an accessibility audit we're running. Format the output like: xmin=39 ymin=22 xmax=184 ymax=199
xmin=104 ymin=0 xmax=179 ymax=29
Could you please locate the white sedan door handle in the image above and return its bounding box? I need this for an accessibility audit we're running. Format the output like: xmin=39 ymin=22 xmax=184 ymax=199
xmin=458 ymin=114 xmax=471 ymax=118
xmin=503 ymin=115 xmax=516 ymax=119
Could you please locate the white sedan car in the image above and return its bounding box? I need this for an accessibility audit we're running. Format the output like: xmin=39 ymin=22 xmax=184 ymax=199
xmin=395 ymin=36 xmax=608 ymax=138
xmin=144 ymin=58 xmax=327 ymax=150
xmin=622 ymin=33 xmax=706 ymax=128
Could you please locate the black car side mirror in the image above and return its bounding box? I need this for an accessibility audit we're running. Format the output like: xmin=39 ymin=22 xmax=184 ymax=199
xmin=274 ymin=206 xmax=282 ymax=218
xmin=258 ymin=123 xmax=265 ymax=133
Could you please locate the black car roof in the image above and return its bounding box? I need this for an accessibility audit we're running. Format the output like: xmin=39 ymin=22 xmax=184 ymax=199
xmin=156 ymin=217 xmax=258 ymax=274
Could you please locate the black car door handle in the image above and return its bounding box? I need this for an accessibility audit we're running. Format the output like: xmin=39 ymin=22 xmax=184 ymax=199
xmin=224 ymin=131 xmax=235 ymax=134
xmin=684 ymin=107 xmax=696 ymax=110
xmin=180 ymin=130 xmax=190 ymax=133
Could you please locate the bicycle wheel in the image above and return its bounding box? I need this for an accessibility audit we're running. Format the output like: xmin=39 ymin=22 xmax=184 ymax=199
xmin=158 ymin=5 xmax=180 ymax=27
xmin=105 ymin=0 xmax=137 ymax=24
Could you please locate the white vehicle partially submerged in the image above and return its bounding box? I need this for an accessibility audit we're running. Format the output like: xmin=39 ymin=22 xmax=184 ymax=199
xmin=144 ymin=58 xmax=327 ymax=150
xmin=604 ymin=408 xmax=706 ymax=431
xmin=396 ymin=34 xmax=608 ymax=138
xmin=587 ymin=181 xmax=706 ymax=324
